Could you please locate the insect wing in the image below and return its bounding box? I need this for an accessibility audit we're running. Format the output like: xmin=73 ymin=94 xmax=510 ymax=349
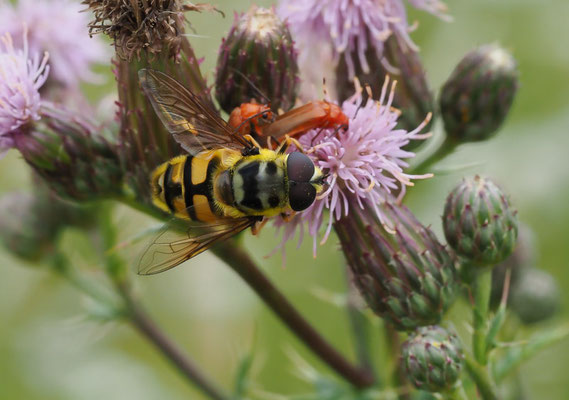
xmin=138 ymin=69 xmax=250 ymax=154
xmin=138 ymin=217 xmax=255 ymax=275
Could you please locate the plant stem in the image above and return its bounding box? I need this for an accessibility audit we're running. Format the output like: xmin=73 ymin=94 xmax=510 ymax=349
xmin=347 ymin=293 xmax=375 ymax=375
xmin=117 ymin=197 xmax=374 ymax=387
xmin=213 ymin=240 xmax=375 ymax=388
xmin=411 ymin=137 xmax=458 ymax=175
xmin=385 ymin=324 xmax=409 ymax=400
xmin=345 ymin=268 xmax=376 ymax=378
xmin=50 ymin=252 xmax=122 ymax=312
xmin=119 ymin=284 xmax=230 ymax=400
xmin=473 ymin=268 xmax=493 ymax=365
xmin=97 ymin=206 xmax=229 ymax=400
xmin=465 ymin=356 xmax=498 ymax=400
xmin=447 ymin=384 xmax=470 ymax=400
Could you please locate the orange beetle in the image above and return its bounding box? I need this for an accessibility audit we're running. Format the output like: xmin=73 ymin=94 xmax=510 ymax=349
xmin=228 ymin=102 xmax=275 ymax=137
xmin=229 ymin=100 xmax=349 ymax=147
xmin=261 ymin=100 xmax=349 ymax=140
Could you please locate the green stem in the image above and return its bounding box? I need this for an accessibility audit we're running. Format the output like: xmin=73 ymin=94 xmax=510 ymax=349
xmin=345 ymin=269 xmax=376 ymax=378
xmin=446 ymin=384 xmax=469 ymax=400
xmin=473 ymin=268 xmax=493 ymax=365
xmin=98 ymin=204 xmax=230 ymax=400
xmin=117 ymin=196 xmax=374 ymax=388
xmin=119 ymin=284 xmax=230 ymax=400
xmin=465 ymin=356 xmax=498 ymax=400
xmin=411 ymin=137 xmax=458 ymax=175
xmin=98 ymin=203 xmax=128 ymax=282
xmin=50 ymin=252 xmax=122 ymax=313
xmin=346 ymin=297 xmax=375 ymax=375
xmin=385 ymin=325 xmax=409 ymax=400
xmin=213 ymin=240 xmax=375 ymax=389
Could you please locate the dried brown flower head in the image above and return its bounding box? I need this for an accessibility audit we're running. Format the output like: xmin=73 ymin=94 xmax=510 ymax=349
xmin=83 ymin=0 xmax=219 ymax=60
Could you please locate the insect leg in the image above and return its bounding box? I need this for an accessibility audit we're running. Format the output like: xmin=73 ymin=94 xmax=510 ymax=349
xmin=243 ymin=134 xmax=262 ymax=149
xmin=280 ymin=212 xmax=297 ymax=223
xmin=280 ymin=135 xmax=306 ymax=154
xmin=251 ymin=218 xmax=268 ymax=235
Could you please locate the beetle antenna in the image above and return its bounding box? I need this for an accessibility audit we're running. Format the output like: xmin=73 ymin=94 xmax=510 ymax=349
xmin=230 ymin=68 xmax=271 ymax=104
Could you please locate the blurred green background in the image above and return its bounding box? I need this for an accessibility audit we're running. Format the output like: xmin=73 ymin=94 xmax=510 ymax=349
xmin=1 ymin=0 xmax=568 ymax=398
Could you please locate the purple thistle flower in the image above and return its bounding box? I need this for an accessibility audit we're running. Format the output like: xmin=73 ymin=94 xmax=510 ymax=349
xmin=277 ymin=0 xmax=449 ymax=98
xmin=0 ymin=31 xmax=49 ymax=153
xmin=273 ymin=78 xmax=432 ymax=258
xmin=0 ymin=0 xmax=107 ymax=89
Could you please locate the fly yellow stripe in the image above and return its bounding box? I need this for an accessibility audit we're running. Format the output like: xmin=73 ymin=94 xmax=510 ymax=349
xmin=191 ymin=152 xmax=214 ymax=185
xmin=193 ymin=194 xmax=217 ymax=222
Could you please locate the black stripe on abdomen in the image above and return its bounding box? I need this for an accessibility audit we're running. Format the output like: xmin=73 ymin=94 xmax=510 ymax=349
xmin=164 ymin=164 xmax=181 ymax=213
xmin=182 ymin=155 xmax=197 ymax=220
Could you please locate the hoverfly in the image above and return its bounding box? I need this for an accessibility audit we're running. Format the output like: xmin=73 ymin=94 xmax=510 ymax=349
xmin=137 ymin=69 xmax=327 ymax=275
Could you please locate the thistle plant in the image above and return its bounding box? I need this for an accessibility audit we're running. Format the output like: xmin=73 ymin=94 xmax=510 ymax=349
xmin=0 ymin=1 xmax=566 ymax=400
xmin=402 ymin=325 xmax=464 ymax=393
xmin=215 ymin=6 xmax=299 ymax=113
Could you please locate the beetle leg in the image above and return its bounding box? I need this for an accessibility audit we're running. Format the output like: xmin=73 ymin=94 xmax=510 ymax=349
xmin=243 ymin=134 xmax=262 ymax=149
xmin=277 ymin=135 xmax=306 ymax=154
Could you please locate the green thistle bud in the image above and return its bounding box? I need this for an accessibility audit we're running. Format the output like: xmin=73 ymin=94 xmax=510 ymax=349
xmin=0 ymin=184 xmax=96 ymax=262
xmin=335 ymin=197 xmax=458 ymax=331
xmin=215 ymin=6 xmax=299 ymax=113
xmin=509 ymin=268 xmax=560 ymax=325
xmin=336 ymin=36 xmax=434 ymax=149
xmin=402 ymin=325 xmax=464 ymax=393
xmin=440 ymin=44 xmax=519 ymax=143
xmin=0 ymin=192 xmax=57 ymax=262
xmin=13 ymin=105 xmax=123 ymax=201
xmin=443 ymin=176 xmax=518 ymax=266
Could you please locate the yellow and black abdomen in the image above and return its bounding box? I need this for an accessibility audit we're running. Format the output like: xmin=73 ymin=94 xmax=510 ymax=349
xmin=151 ymin=151 xmax=235 ymax=222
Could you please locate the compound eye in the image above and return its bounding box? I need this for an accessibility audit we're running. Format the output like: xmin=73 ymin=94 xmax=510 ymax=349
xmin=287 ymin=152 xmax=315 ymax=183
xmin=289 ymin=182 xmax=316 ymax=211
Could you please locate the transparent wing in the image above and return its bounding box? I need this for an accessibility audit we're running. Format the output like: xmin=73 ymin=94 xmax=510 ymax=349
xmin=138 ymin=68 xmax=252 ymax=155
xmin=138 ymin=217 xmax=256 ymax=275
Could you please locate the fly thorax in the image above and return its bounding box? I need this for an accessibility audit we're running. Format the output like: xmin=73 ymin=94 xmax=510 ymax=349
xmin=233 ymin=159 xmax=286 ymax=213
xmin=214 ymin=169 xmax=234 ymax=207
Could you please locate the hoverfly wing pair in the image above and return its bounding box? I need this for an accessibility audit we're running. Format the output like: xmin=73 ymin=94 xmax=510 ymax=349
xmin=137 ymin=69 xmax=260 ymax=275
xmin=138 ymin=69 xmax=252 ymax=155
xmin=138 ymin=216 xmax=257 ymax=275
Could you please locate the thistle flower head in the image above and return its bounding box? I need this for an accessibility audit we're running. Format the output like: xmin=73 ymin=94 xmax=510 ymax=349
xmin=335 ymin=198 xmax=458 ymax=330
xmin=0 ymin=31 xmax=49 ymax=152
xmin=0 ymin=184 xmax=98 ymax=262
xmin=402 ymin=325 xmax=464 ymax=392
xmin=443 ymin=175 xmax=518 ymax=266
xmin=215 ymin=6 xmax=299 ymax=113
xmin=0 ymin=191 xmax=57 ymax=262
xmin=83 ymin=0 xmax=216 ymax=61
xmin=13 ymin=104 xmax=123 ymax=201
xmin=0 ymin=0 xmax=107 ymax=88
xmin=278 ymin=0 xmax=449 ymax=82
xmin=275 ymin=79 xmax=432 ymax=256
xmin=509 ymin=267 xmax=561 ymax=325
xmin=440 ymin=44 xmax=519 ymax=143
